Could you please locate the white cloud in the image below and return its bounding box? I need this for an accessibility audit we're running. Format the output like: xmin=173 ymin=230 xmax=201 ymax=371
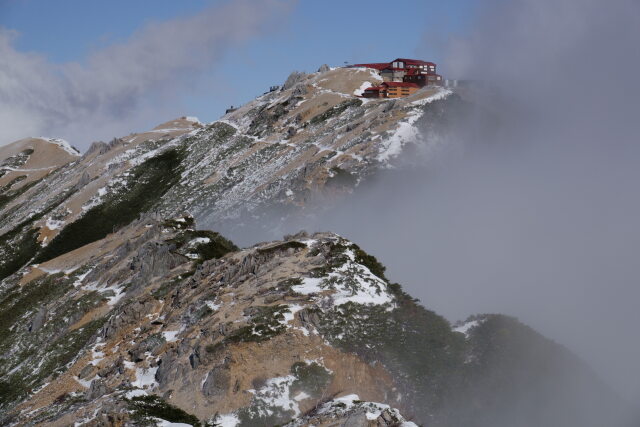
xmin=0 ymin=0 xmax=295 ymax=149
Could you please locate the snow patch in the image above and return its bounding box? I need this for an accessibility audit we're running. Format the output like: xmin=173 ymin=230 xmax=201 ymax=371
xmin=354 ymin=81 xmax=373 ymax=97
xmin=298 ymin=394 xmax=418 ymax=426
xmin=292 ymin=247 xmax=393 ymax=308
xmin=293 ymin=391 xmax=310 ymax=401
xmin=154 ymin=419 xmax=192 ymax=427
xmin=106 ymin=286 xmax=126 ymax=306
xmin=249 ymin=374 xmax=301 ymax=416
xmin=291 ymin=277 xmax=324 ymax=295
xmin=184 ymin=116 xmax=202 ymax=124
xmin=45 ymin=217 xmax=65 ymax=230
xmin=131 ymin=365 xmax=159 ymax=389
xmin=205 ymin=300 xmax=221 ymax=311
xmin=454 ymin=318 xmax=485 ymax=337
xmin=213 ymin=413 xmax=240 ymax=427
xmin=377 ymin=88 xmax=452 ymax=162
xmin=162 ymin=330 xmax=180 ymax=342
xmin=36 ymin=137 xmax=80 ymax=156
xmin=188 ymin=237 xmax=210 ymax=246
xmin=125 ymin=389 xmax=148 ymax=399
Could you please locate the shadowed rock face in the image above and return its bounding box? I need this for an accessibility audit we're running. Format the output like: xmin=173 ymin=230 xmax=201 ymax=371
xmin=0 ymin=67 xmax=631 ymax=426
xmin=0 ymin=216 xmax=628 ymax=426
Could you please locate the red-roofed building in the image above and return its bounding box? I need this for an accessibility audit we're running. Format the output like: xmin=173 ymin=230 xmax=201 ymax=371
xmin=350 ymin=63 xmax=390 ymax=71
xmin=363 ymin=86 xmax=386 ymax=98
xmin=351 ymin=58 xmax=442 ymax=93
xmin=381 ymin=81 xmax=420 ymax=98
xmin=362 ymin=82 xmax=421 ymax=98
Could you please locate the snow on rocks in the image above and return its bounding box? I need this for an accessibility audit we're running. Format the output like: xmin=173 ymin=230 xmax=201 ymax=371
xmin=354 ymin=81 xmax=373 ymax=97
xmin=124 ymin=360 xmax=159 ymax=390
xmin=154 ymin=419 xmax=193 ymax=427
xmin=204 ymin=300 xmax=221 ymax=311
xmin=132 ymin=365 xmax=159 ymax=389
xmin=292 ymin=245 xmax=394 ymax=309
xmin=377 ymin=87 xmax=452 ymax=163
xmin=453 ymin=317 xmax=486 ymax=338
xmin=215 ymin=374 xmax=302 ymax=424
xmin=284 ymin=393 xmax=418 ymax=427
xmin=184 ymin=116 xmax=202 ymax=125
xmin=250 ymin=375 xmax=301 ymax=416
xmin=45 ymin=217 xmax=65 ymax=230
xmin=213 ymin=413 xmax=241 ymax=427
xmin=162 ymin=330 xmax=180 ymax=342
xmin=36 ymin=137 xmax=80 ymax=156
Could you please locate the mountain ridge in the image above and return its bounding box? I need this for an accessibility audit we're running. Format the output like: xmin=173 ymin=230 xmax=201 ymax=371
xmin=0 ymin=66 xmax=631 ymax=426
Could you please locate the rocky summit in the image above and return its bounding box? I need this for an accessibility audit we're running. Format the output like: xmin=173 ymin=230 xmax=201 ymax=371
xmin=0 ymin=67 xmax=628 ymax=426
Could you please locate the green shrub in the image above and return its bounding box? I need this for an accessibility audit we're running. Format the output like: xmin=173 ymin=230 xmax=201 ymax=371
xmin=169 ymin=229 xmax=238 ymax=264
xmin=35 ymin=149 xmax=185 ymax=263
xmin=313 ymin=294 xmax=466 ymax=415
xmin=351 ymin=244 xmax=387 ymax=281
xmin=309 ymin=99 xmax=362 ymax=125
xmin=0 ymin=226 xmax=40 ymax=282
xmin=290 ymin=361 xmax=332 ymax=399
xmin=0 ymin=273 xmax=69 ymax=345
xmin=126 ymin=395 xmax=200 ymax=426
xmin=206 ymin=305 xmax=290 ymax=353
xmin=325 ymin=167 xmax=357 ymax=188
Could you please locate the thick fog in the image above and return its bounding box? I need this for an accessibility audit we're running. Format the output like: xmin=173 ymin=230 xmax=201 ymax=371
xmin=212 ymin=0 xmax=640 ymax=410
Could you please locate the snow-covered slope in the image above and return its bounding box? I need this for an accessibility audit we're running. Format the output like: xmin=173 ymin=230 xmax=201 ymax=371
xmin=0 ymin=67 xmax=451 ymax=245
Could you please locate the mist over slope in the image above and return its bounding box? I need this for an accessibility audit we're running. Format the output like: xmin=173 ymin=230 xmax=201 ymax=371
xmin=213 ymin=0 xmax=640 ymax=408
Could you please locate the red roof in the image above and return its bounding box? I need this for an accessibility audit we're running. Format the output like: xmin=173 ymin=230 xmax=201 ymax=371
xmin=392 ymin=58 xmax=436 ymax=66
xmin=364 ymin=86 xmax=385 ymax=91
xmin=351 ymin=63 xmax=390 ymax=71
xmin=382 ymin=82 xmax=420 ymax=88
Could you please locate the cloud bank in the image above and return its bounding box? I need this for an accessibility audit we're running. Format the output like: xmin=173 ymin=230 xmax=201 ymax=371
xmin=0 ymin=0 xmax=294 ymax=149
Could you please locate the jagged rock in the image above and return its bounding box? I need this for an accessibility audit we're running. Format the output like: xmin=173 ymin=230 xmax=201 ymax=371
xmin=128 ymin=241 xmax=187 ymax=284
xmin=75 ymin=171 xmax=91 ymax=189
xmin=87 ymin=379 xmax=109 ymax=400
xmin=377 ymin=408 xmax=399 ymax=425
xmin=292 ymin=83 xmax=308 ymax=96
xmin=101 ymin=300 xmax=156 ymax=340
xmin=285 ymin=230 xmax=309 ymax=241
xmin=155 ymin=353 xmax=188 ymax=387
xmin=343 ymin=411 xmax=369 ymax=426
xmin=98 ymin=356 xmax=124 ymax=378
xmin=317 ymin=64 xmax=330 ymax=73
xmin=129 ymin=334 xmax=165 ymax=362
xmin=298 ymin=308 xmax=320 ymax=329
xmin=383 ymin=99 xmax=396 ymax=113
xmin=189 ymin=350 xmax=201 ymax=369
xmin=282 ymin=71 xmax=307 ymax=90
xmin=202 ymin=364 xmax=230 ymax=397
xmin=92 ymin=412 xmax=128 ymax=427
xmin=85 ymin=141 xmax=110 ymax=156
xmin=78 ymin=364 xmax=96 ymax=380
xmin=28 ymin=307 xmax=47 ymax=332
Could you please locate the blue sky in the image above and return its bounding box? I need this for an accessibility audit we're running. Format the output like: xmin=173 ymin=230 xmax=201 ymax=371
xmin=0 ymin=0 xmax=477 ymax=144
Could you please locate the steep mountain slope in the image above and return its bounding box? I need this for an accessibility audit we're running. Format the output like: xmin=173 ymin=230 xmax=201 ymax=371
xmin=0 ymin=67 xmax=630 ymax=426
xmin=0 ymin=137 xmax=79 ymax=211
xmin=0 ymin=67 xmax=450 ymax=253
